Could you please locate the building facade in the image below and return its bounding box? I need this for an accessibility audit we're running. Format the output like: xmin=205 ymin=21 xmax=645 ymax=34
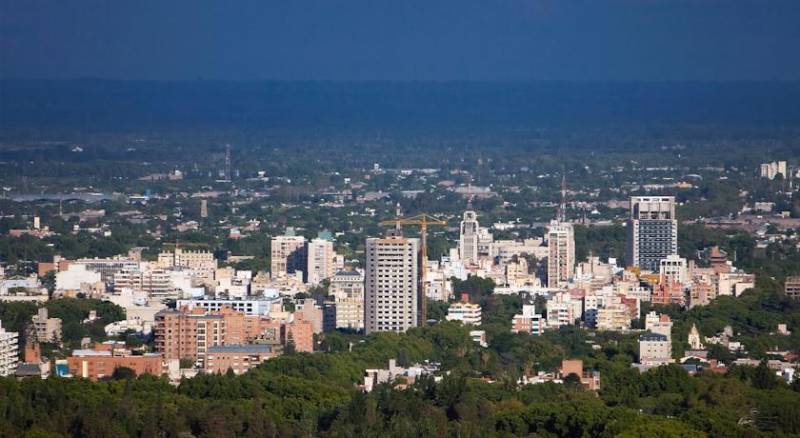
xmin=270 ymin=235 xmax=307 ymax=278
xmin=547 ymin=220 xmax=575 ymax=288
xmin=306 ymin=238 xmax=334 ymax=286
xmin=459 ymin=211 xmax=479 ymax=264
xmin=365 ymin=234 xmax=419 ymax=334
xmin=626 ymin=196 xmax=678 ymax=272
xmin=329 ymin=270 xmax=365 ymax=331
xmin=0 ymin=322 xmax=19 ymax=377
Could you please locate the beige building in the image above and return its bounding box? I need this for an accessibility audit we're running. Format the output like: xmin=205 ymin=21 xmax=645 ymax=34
xmin=547 ymin=220 xmax=575 ymax=288
xmin=157 ymin=248 xmax=217 ymax=283
xmin=31 ymin=308 xmax=62 ymax=344
xmin=270 ymin=235 xmax=307 ymax=278
xmin=329 ymin=270 xmax=365 ymax=331
xmin=306 ymin=238 xmax=334 ymax=286
xmin=639 ymin=333 xmax=672 ymax=366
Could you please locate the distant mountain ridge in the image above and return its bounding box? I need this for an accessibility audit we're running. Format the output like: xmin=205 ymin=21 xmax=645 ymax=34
xmin=2 ymin=79 xmax=800 ymax=134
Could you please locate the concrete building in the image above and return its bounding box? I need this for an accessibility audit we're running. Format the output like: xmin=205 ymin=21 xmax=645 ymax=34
xmin=459 ymin=210 xmax=480 ymax=264
xmin=512 ymin=305 xmax=546 ymax=336
xmin=760 ymin=161 xmax=788 ymax=180
xmin=55 ymin=264 xmax=103 ymax=294
xmin=595 ymin=303 xmax=632 ymax=331
xmin=644 ymin=311 xmax=673 ymax=340
xmin=365 ymin=233 xmax=420 ymax=334
xmin=294 ymin=298 xmax=324 ymax=334
xmin=205 ymin=344 xmax=275 ymax=375
xmin=176 ymin=297 xmax=281 ymax=316
xmin=659 ymin=255 xmax=687 ymax=284
xmin=157 ymin=249 xmax=217 ymax=283
xmin=270 ymin=235 xmax=307 ymax=279
xmin=66 ymin=342 xmax=162 ymax=381
xmin=328 ymin=270 xmax=365 ymax=331
xmin=626 ymin=196 xmax=678 ymax=272
xmin=547 ymin=220 xmax=575 ymax=288
xmin=154 ymin=306 xmax=312 ymax=366
xmin=446 ymin=301 xmax=482 ymax=326
xmin=638 ymin=333 xmax=673 ymax=366
xmin=114 ymin=265 xmax=175 ymax=299
xmin=786 ymin=276 xmax=800 ymax=300
xmin=0 ymin=321 xmax=19 ymax=377
xmin=31 ymin=308 xmax=62 ymax=344
xmin=306 ymin=238 xmax=334 ymax=286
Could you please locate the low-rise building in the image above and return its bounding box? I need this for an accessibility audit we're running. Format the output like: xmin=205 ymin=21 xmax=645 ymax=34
xmin=66 ymin=342 xmax=162 ymax=381
xmin=639 ymin=333 xmax=673 ymax=366
xmin=205 ymin=344 xmax=275 ymax=375
xmin=446 ymin=301 xmax=482 ymax=325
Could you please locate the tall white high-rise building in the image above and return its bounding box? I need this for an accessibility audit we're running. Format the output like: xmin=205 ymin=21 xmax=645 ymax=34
xmin=459 ymin=211 xmax=479 ymax=264
xmin=306 ymin=238 xmax=335 ymax=286
xmin=365 ymin=233 xmax=419 ymax=334
xmin=547 ymin=220 xmax=575 ymax=288
xmin=0 ymin=321 xmax=19 ymax=377
xmin=270 ymin=235 xmax=307 ymax=278
xmin=626 ymin=196 xmax=678 ymax=272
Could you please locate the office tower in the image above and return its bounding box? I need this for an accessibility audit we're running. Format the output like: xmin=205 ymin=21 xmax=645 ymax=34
xmin=459 ymin=211 xmax=479 ymax=263
xmin=364 ymin=232 xmax=419 ymax=334
xmin=200 ymin=200 xmax=208 ymax=218
xmin=0 ymin=321 xmax=19 ymax=377
xmin=547 ymin=220 xmax=575 ymax=288
xmin=306 ymin=238 xmax=334 ymax=286
xmin=270 ymin=235 xmax=307 ymax=278
xmin=626 ymin=196 xmax=678 ymax=272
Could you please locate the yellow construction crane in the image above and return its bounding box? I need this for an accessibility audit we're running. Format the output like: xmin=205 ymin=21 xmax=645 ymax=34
xmin=379 ymin=213 xmax=446 ymax=324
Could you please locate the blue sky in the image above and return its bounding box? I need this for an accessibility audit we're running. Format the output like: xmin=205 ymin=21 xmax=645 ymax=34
xmin=2 ymin=0 xmax=799 ymax=81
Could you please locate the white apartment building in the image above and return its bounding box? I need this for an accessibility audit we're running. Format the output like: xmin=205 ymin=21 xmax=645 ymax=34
xmin=659 ymin=255 xmax=687 ymax=285
xmin=306 ymin=238 xmax=334 ymax=286
xmin=365 ymin=233 xmax=419 ymax=334
xmin=446 ymin=302 xmax=482 ymax=325
xmin=114 ymin=265 xmax=175 ymax=299
xmin=644 ymin=311 xmax=673 ymax=340
xmin=546 ymin=292 xmax=576 ymax=328
xmin=547 ymin=220 xmax=575 ymax=288
xmin=55 ymin=264 xmax=103 ymax=293
xmin=0 ymin=321 xmax=19 ymax=377
xmin=270 ymin=235 xmax=307 ymax=278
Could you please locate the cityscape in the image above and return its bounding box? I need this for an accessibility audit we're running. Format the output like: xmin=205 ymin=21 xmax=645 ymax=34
xmin=3 ymin=1 xmax=800 ymax=437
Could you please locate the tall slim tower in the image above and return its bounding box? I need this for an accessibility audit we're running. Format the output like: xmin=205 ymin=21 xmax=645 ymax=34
xmin=364 ymin=233 xmax=419 ymax=334
xmin=558 ymin=174 xmax=567 ymax=223
xmin=200 ymin=200 xmax=208 ymax=219
xmin=459 ymin=210 xmax=479 ymax=264
xmin=626 ymin=196 xmax=678 ymax=271
xmin=547 ymin=220 xmax=575 ymax=288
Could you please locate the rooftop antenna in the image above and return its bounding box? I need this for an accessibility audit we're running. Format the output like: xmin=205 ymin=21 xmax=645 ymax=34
xmin=395 ymin=203 xmax=403 ymax=232
xmin=558 ymin=173 xmax=567 ymax=223
xmin=224 ymin=143 xmax=232 ymax=181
